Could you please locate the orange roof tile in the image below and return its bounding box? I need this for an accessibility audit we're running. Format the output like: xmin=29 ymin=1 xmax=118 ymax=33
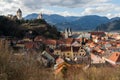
xmin=109 ymin=52 xmax=120 ymax=63
xmin=56 ymin=57 xmax=64 ymax=64
xmin=56 ymin=40 xmax=64 ymax=44
xmin=89 ymin=31 xmax=105 ymax=36
xmin=89 ymin=42 xmax=96 ymax=48
xmin=117 ymin=44 xmax=120 ymax=47
xmin=44 ymin=39 xmax=56 ymax=45
xmin=25 ymin=42 xmax=34 ymax=49
xmin=75 ymin=38 xmax=82 ymax=42
xmin=34 ymin=36 xmax=45 ymax=41
xmin=64 ymin=38 xmax=73 ymax=44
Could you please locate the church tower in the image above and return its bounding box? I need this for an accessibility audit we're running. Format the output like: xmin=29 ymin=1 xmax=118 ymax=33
xmin=68 ymin=28 xmax=72 ymax=37
xmin=64 ymin=28 xmax=68 ymax=39
xmin=16 ymin=8 xmax=22 ymax=20
xmin=37 ymin=12 xmax=42 ymax=19
xmin=64 ymin=28 xmax=72 ymax=39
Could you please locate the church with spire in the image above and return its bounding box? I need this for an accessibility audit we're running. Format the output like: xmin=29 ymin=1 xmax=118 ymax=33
xmin=64 ymin=28 xmax=72 ymax=39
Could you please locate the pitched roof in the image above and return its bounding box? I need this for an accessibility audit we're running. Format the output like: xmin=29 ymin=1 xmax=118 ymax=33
xmin=109 ymin=52 xmax=120 ymax=63
xmin=56 ymin=40 xmax=64 ymax=45
xmin=61 ymin=46 xmax=71 ymax=52
xmin=71 ymin=41 xmax=80 ymax=46
xmin=25 ymin=42 xmax=34 ymax=49
xmin=64 ymin=38 xmax=73 ymax=44
xmin=91 ymin=53 xmax=104 ymax=63
xmin=34 ymin=36 xmax=45 ymax=41
xmin=45 ymin=48 xmax=59 ymax=60
xmin=44 ymin=39 xmax=56 ymax=45
xmin=88 ymin=42 xmax=96 ymax=48
xmin=89 ymin=31 xmax=105 ymax=36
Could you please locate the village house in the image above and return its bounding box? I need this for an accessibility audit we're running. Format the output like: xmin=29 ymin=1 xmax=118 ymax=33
xmin=40 ymin=47 xmax=59 ymax=67
xmin=89 ymin=31 xmax=106 ymax=37
xmin=90 ymin=53 xmax=105 ymax=64
xmin=104 ymin=52 xmax=120 ymax=65
xmin=54 ymin=46 xmax=87 ymax=60
xmin=34 ymin=36 xmax=45 ymax=42
xmin=64 ymin=38 xmax=73 ymax=46
xmin=43 ymin=39 xmax=56 ymax=49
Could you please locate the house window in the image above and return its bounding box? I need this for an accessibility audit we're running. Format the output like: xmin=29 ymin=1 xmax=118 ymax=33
xmin=56 ymin=52 xmax=59 ymax=55
xmin=74 ymin=54 xmax=76 ymax=56
xmin=81 ymin=50 xmax=84 ymax=52
xmin=67 ymin=56 xmax=70 ymax=58
xmin=67 ymin=53 xmax=70 ymax=55
xmin=80 ymin=54 xmax=81 ymax=56
xmin=82 ymin=53 xmax=86 ymax=56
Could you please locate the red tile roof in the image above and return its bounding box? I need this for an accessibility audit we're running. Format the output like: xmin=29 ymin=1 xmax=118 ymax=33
xmin=56 ymin=40 xmax=64 ymax=45
xmin=25 ymin=42 xmax=34 ymax=49
xmin=117 ymin=44 xmax=120 ymax=47
xmin=109 ymin=52 xmax=120 ymax=63
xmin=64 ymin=38 xmax=73 ymax=44
xmin=34 ymin=36 xmax=45 ymax=41
xmin=75 ymin=38 xmax=82 ymax=42
xmin=89 ymin=31 xmax=105 ymax=36
xmin=44 ymin=39 xmax=56 ymax=45
xmin=88 ymin=42 xmax=96 ymax=48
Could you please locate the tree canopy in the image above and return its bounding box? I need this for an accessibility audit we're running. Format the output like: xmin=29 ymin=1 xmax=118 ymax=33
xmin=0 ymin=16 xmax=61 ymax=39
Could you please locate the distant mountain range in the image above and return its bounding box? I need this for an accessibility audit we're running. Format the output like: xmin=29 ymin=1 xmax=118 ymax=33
xmin=24 ymin=13 xmax=120 ymax=31
xmin=96 ymin=19 xmax=120 ymax=31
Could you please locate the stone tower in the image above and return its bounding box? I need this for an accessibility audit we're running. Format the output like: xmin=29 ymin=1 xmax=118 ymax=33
xmin=37 ymin=12 xmax=42 ymax=19
xmin=17 ymin=8 xmax=22 ymax=20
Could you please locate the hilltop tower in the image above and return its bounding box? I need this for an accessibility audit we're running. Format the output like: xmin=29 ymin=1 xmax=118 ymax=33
xmin=16 ymin=8 xmax=22 ymax=20
xmin=37 ymin=12 xmax=43 ymax=19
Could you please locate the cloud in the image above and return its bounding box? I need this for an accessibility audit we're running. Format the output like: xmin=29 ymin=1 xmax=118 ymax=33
xmin=0 ymin=0 xmax=23 ymax=15
xmin=0 ymin=0 xmax=120 ymax=18
xmin=80 ymin=3 xmax=120 ymax=18
xmin=106 ymin=13 xmax=120 ymax=18
xmin=35 ymin=9 xmax=79 ymax=17
xmin=20 ymin=0 xmax=109 ymax=8
xmin=0 ymin=0 xmax=109 ymax=10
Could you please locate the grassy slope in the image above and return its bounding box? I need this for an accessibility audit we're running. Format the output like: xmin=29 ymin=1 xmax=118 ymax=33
xmin=0 ymin=44 xmax=120 ymax=80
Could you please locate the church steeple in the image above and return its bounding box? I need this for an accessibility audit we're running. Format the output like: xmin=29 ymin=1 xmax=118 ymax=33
xmin=68 ymin=28 xmax=72 ymax=37
xmin=64 ymin=27 xmax=72 ymax=39
xmin=64 ymin=28 xmax=68 ymax=39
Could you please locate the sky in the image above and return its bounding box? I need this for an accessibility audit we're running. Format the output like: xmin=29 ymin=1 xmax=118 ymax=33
xmin=0 ymin=0 xmax=120 ymax=18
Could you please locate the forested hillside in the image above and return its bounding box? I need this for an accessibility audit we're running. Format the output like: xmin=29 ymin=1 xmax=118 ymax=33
xmin=0 ymin=16 xmax=61 ymax=39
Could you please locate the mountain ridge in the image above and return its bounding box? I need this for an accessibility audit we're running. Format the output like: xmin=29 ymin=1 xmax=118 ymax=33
xmin=24 ymin=13 xmax=120 ymax=31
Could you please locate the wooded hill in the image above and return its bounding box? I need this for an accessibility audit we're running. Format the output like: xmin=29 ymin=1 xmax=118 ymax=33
xmin=0 ymin=16 xmax=61 ymax=39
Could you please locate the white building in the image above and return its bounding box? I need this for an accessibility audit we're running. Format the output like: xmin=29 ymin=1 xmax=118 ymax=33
xmin=16 ymin=8 xmax=22 ymax=20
